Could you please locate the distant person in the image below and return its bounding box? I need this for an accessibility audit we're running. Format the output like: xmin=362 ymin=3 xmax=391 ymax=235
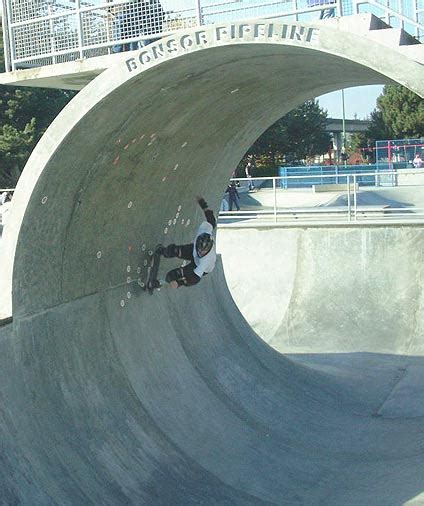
xmin=149 ymin=196 xmax=216 ymax=290
xmin=245 ymin=156 xmax=255 ymax=191
xmin=225 ymin=182 xmax=240 ymax=211
xmin=140 ymin=0 xmax=165 ymax=45
xmin=413 ymin=153 xmax=423 ymax=168
xmin=112 ymin=0 xmax=164 ymax=53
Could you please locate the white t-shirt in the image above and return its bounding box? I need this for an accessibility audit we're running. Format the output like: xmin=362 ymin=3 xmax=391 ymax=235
xmin=192 ymin=221 xmax=216 ymax=277
xmin=413 ymin=156 xmax=423 ymax=168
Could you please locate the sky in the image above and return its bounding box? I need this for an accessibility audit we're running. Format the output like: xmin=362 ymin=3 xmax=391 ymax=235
xmin=317 ymin=85 xmax=384 ymax=120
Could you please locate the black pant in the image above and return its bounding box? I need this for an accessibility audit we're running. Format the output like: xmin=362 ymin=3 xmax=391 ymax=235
xmin=163 ymin=243 xmax=202 ymax=287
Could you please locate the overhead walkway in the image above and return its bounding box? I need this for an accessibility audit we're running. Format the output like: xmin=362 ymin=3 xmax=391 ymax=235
xmin=0 ymin=13 xmax=423 ymax=89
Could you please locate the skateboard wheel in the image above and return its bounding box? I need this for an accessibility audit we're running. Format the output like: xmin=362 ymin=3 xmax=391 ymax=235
xmin=148 ymin=250 xmax=153 ymax=256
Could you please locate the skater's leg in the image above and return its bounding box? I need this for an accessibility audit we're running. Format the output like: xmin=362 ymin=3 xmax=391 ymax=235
xmin=165 ymin=263 xmax=201 ymax=288
xmin=160 ymin=243 xmax=194 ymax=261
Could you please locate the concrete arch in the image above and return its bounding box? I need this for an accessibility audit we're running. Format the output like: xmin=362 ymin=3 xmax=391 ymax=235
xmin=2 ymin=17 xmax=423 ymax=317
xmin=1 ymin=17 xmax=424 ymax=504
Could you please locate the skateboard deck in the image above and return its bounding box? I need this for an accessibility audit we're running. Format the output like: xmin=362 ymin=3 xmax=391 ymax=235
xmin=145 ymin=246 xmax=162 ymax=295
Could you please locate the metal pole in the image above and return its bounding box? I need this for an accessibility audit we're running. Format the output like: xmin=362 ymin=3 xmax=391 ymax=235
xmin=347 ymin=174 xmax=351 ymax=222
xmin=353 ymin=174 xmax=357 ymax=221
xmin=341 ymin=89 xmax=347 ymax=166
xmin=76 ymin=0 xmax=84 ymax=60
xmin=1 ymin=0 xmax=11 ymax=72
xmin=195 ymin=0 xmax=202 ymax=27
xmin=273 ymin=177 xmax=277 ymax=223
xmin=48 ymin=4 xmax=56 ymax=65
xmin=4 ymin=0 xmax=15 ymax=71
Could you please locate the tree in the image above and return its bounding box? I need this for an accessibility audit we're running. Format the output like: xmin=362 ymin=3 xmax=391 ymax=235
xmin=0 ymin=29 xmax=76 ymax=188
xmin=351 ymin=85 xmax=423 ymax=162
xmin=240 ymin=100 xmax=331 ymax=171
xmin=377 ymin=85 xmax=424 ymax=138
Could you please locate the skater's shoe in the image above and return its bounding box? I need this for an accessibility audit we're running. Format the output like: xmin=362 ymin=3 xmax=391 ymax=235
xmin=148 ymin=279 xmax=161 ymax=290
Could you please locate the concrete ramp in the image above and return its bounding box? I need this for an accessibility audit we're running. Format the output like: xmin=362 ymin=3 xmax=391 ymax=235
xmin=1 ymin=18 xmax=424 ymax=504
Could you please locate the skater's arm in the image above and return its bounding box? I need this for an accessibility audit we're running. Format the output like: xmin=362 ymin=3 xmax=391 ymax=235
xmin=196 ymin=196 xmax=216 ymax=229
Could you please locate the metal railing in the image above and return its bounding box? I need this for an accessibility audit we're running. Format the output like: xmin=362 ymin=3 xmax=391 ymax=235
xmin=219 ymin=168 xmax=424 ymax=225
xmin=1 ymin=0 xmax=422 ymax=71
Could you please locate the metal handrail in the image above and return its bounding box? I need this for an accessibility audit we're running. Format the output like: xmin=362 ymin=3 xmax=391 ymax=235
xmin=1 ymin=0 xmax=422 ymax=71
xmin=221 ymin=168 xmax=424 ymax=224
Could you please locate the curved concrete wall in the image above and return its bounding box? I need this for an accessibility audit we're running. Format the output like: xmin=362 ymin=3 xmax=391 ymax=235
xmin=2 ymin=19 xmax=424 ymax=318
xmin=1 ymin=19 xmax=424 ymax=504
xmin=219 ymin=225 xmax=424 ymax=355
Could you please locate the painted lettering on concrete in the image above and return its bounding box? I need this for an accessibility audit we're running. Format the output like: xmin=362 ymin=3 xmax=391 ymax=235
xmin=125 ymin=23 xmax=320 ymax=73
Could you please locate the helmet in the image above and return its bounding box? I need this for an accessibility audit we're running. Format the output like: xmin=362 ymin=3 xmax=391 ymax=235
xmin=195 ymin=233 xmax=214 ymax=257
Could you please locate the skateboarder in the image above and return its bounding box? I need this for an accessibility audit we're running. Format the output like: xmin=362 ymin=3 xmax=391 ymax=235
xmin=225 ymin=182 xmax=240 ymax=211
xmin=149 ymin=196 xmax=216 ymax=289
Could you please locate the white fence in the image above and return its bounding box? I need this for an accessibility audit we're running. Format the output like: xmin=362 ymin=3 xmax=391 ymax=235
xmin=1 ymin=0 xmax=423 ymax=71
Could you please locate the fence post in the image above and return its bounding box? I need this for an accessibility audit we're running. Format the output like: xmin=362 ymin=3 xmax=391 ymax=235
xmin=347 ymin=174 xmax=351 ymax=222
xmin=2 ymin=0 xmax=12 ymax=72
xmin=273 ymin=177 xmax=277 ymax=223
xmin=47 ymin=4 xmax=57 ymax=65
xmin=5 ymin=0 xmax=16 ymax=71
xmin=76 ymin=0 xmax=84 ymax=59
xmin=353 ymin=173 xmax=357 ymax=221
xmin=195 ymin=0 xmax=203 ymax=26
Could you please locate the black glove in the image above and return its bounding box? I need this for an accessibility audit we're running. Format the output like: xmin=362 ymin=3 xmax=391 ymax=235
xmin=197 ymin=197 xmax=208 ymax=210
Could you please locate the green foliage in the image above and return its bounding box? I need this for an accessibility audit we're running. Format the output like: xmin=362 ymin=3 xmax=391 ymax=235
xmin=350 ymin=109 xmax=392 ymax=162
xmin=360 ymin=85 xmax=424 ymax=150
xmin=0 ymin=86 xmax=75 ymax=187
xmin=0 ymin=29 xmax=76 ymax=188
xmin=340 ymin=86 xmax=423 ymax=162
xmin=240 ymin=100 xmax=331 ymax=171
xmin=377 ymin=85 xmax=424 ymax=138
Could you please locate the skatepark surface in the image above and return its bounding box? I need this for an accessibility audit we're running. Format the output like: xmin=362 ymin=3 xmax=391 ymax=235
xmin=3 ymin=222 xmax=424 ymax=504
xmin=1 ymin=17 xmax=424 ymax=505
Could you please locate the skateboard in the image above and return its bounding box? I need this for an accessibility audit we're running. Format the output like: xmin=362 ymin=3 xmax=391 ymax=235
xmin=144 ymin=245 xmax=162 ymax=295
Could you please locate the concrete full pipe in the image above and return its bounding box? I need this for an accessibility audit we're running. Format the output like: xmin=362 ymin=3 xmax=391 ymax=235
xmin=1 ymin=17 xmax=424 ymax=504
